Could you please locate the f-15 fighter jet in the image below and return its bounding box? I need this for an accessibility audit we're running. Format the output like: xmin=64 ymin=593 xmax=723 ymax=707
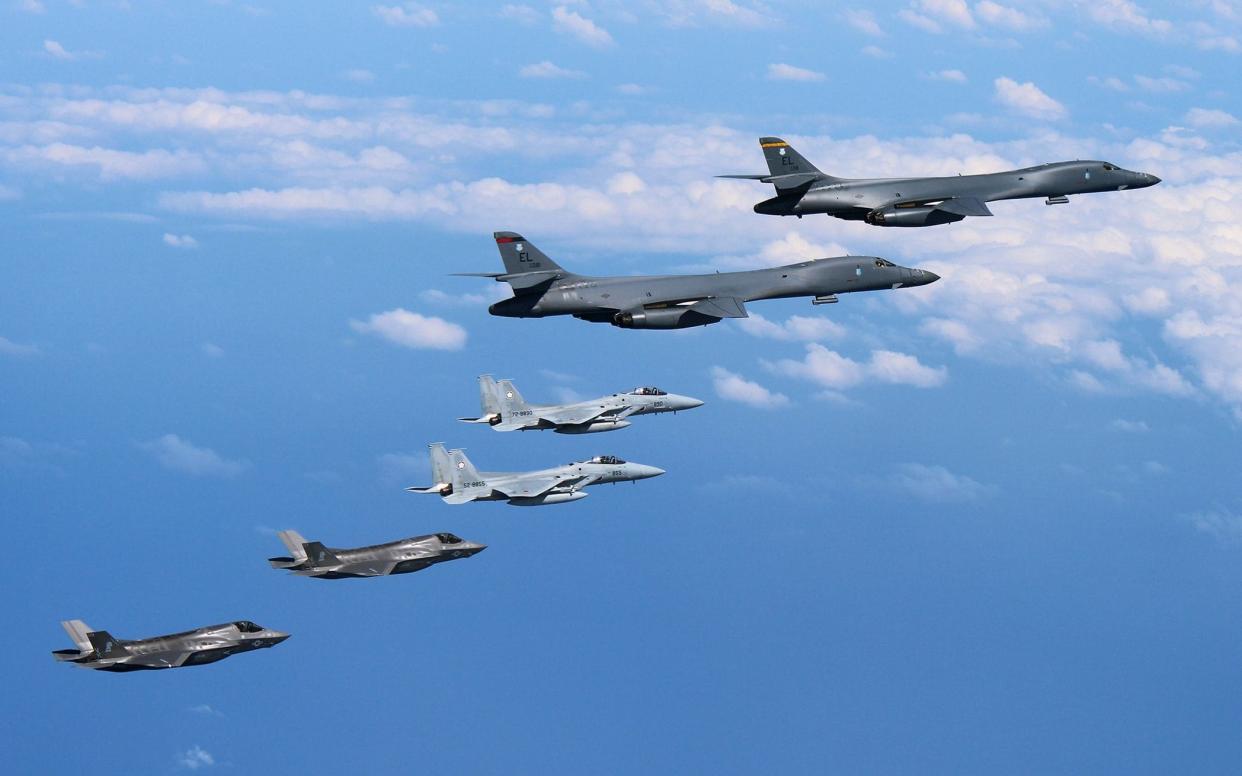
xmin=52 ymin=619 xmax=288 ymax=672
xmin=720 ymin=136 xmax=1160 ymax=226
xmin=464 ymin=232 xmax=936 ymax=330
xmin=459 ymin=374 xmax=704 ymax=434
xmin=269 ymin=530 xmax=485 ymax=578
xmin=407 ymin=442 xmax=664 ymax=506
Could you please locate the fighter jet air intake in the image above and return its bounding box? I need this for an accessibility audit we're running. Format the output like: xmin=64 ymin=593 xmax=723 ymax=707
xmin=269 ymin=530 xmax=486 ymax=579
xmin=465 ymin=232 xmax=938 ymax=330
xmin=53 ymin=620 xmax=288 ymax=671
xmin=407 ymin=442 xmax=665 ymax=506
xmin=720 ymin=136 xmax=1160 ymax=226
xmin=460 ymin=375 xmax=704 ymax=433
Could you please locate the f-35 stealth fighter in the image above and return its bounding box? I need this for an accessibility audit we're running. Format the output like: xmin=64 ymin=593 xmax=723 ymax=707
xmin=53 ymin=619 xmax=288 ymax=671
xmin=720 ymin=136 xmax=1160 ymax=227
xmin=466 ymin=232 xmax=937 ymax=330
xmin=269 ymin=530 xmax=485 ymax=578
xmin=460 ymin=374 xmax=703 ymax=434
xmin=407 ymin=442 xmax=664 ymax=505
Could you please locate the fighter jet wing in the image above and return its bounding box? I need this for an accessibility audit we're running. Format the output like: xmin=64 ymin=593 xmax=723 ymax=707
xmin=495 ymin=473 xmax=601 ymax=498
xmin=538 ymin=405 xmax=612 ymax=426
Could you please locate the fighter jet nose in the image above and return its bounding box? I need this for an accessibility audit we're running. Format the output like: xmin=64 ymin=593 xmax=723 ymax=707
xmin=643 ymin=466 xmax=666 ymax=479
xmin=683 ymin=397 xmax=705 ymax=410
xmin=469 ymin=544 xmax=487 ymax=555
xmin=268 ymin=632 xmax=290 ymax=644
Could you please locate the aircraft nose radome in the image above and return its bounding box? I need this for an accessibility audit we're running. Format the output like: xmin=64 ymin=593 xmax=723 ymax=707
xmin=680 ymin=396 xmax=705 ymax=410
xmin=637 ymin=465 xmax=666 ymax=479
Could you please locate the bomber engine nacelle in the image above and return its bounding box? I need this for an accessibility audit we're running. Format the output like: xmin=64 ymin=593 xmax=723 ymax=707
xmin=865 ymin=205 xmax=966 ymax=227
xmin=508 ymin=491 xmax=590 ymax=506
xmin=612 ymin=308 xmax=719 ymax=330
xmin=555 ymin=420 xmax=632 ymax=434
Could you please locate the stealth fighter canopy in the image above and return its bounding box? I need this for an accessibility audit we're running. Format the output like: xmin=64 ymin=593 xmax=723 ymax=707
xmin=435 ymin=533 xmax=465 ymax=544
xmin=234 ymin=621 xmax=264 ymax=633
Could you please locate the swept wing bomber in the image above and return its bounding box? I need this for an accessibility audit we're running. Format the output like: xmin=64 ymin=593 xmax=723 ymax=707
xmin=465 ymin=232 xmax=937 ymax=330
xmin=407 ymin=442 xmax=664 ymax=506
xmin=721 ymin=136 xmax=1160 ymax=227
xmin=460 ymin=374 xmax=703 ymax=434
xmin=269 ymin=530 xmax=486 ymax=579
xmin=53 ymin=619 xmax=287 ymax=671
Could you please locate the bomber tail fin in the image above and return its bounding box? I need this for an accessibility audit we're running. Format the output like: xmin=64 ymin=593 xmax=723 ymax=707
xmin=759 ymin=136 xmax=823 ymax=177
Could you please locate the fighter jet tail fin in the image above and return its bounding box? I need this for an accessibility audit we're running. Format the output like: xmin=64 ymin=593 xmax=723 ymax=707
xmin=277 ymin=530 xmax=310 ymax=562
xmin=85 ymin=630 xmax=130 ymax=659
xmin=496 ymin=379 xmax=534 ymax=428
xmin=479 ymin=374 xmax=501 ymax=416
xmin=428 ymin=442 xmax=452 ymax=487
xmin=61 ymin=619 xmax=94 ymax=652
xmin=448 ymin=448 xmax=490 ymax=501
xmin=301 ymin=541 xmax=342 ymax=565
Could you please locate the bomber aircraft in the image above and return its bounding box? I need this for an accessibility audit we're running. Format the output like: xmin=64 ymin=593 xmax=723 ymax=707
xmin=269 ymin=530 xmax=486 ymax=579
xmin=463 ymin=232 xmax=937 ymax=330
xmin=460 ymin=374 xmax=703 ymax=434
xmin=52 ymin=619 xmax=288 ymax=672
xmin=407 ymin=442 xmax=664 ymax=506
xmin=720 ymin=136 xmax=1160 ymax=226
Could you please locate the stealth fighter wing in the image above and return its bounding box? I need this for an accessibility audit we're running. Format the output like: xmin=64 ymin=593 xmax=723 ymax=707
xmin=53 ymin=619 xmax=287 ymax=671
xmin=407 ymin=442 xmax=664 ymax=506
xmin=269 ymin=530 xmax=485 ymax=578
xmin=465 ymin=232 xmax=937 ymax=330
xmin=460 ymin=375 xmax=703 ymax=433
xmin=721 ymin=136 xmax=1160 ymax=226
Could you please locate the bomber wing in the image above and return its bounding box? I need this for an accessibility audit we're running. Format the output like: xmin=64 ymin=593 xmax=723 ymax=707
xmin=878 ymin=195 xmax=994 ymax=217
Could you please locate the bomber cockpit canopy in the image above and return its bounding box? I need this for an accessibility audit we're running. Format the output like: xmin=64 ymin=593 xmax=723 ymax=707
xmin=631 ymin=387 xmax=666 ymax=396
xmin=234 ymin=621 xmax=263 ymax=633
xmin=873 ymin=258 xmax=896 ymax=268
xmin=435 ymin=533 xmax=464 ymax=545
xmin=591 ymin=455 xmax=626 ymax=465
xmin=1102 ymin=162 xmax=1119 ymax=171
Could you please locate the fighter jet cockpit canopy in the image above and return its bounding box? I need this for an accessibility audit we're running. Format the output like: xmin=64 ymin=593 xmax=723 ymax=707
xmin=234 ymin=621 xmax=264 ymax=633
xmin=631 ymin=387 xmax=666 ymax=396
xmin=435 ymin=533 xmax=464 ymax=545
xmin=591 ymin=455 xmax=626 ymax=465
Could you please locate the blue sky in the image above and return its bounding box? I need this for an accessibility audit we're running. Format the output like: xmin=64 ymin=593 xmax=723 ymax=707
xmin=3 ymin=1 xmax=1242 ymax=773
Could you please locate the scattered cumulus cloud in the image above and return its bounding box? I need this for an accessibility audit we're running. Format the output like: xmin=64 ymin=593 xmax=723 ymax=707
xmin=1110 ymin=418 xmax=1150 ymax=433
xmin=140 ymin=434 xmax=248 ymax=477
xmin=350 ymin=308 xmax=467 ymax=350
xmin=201 ymin=343 xmax=225 ymax=358
xmin=372 ymin=3 xmax=438 ymax=27
xmin=163 ymin=233 xmax=198 ymax=248
xmin=499 ymin=4 xmax=540 ymax=24
xmin=377 ymin=452 xmax=426 ymax=485
xmin=43 ymin=39 xmax=98 ymax=61
xmin=551 ymin=6 xmax=614 ymax=47
xmin=735 ymin=313 xmax=845 ymax=342
xmin=1183 ymin=508 xmax=1242 ymax=544
xmin=342 ymin=68 xmax=376 ymax=83
xmin=766 ymin=63 xmax=825 ymax=82
xmin=899 ymin=0 xmax=976 ymax=33
xmin=0 ymin=335 xmax=39 ymax=356
xmin=1185 ymin=107 xmax=1239 ymax=128
xmin=765 ymin=344 xmax=948 ymax=391
xmin=975 ymin=1 xmax=1046 ymax=31
xmin=711 ymin=366 xmax=789 ymax=409
xmin=993 ymin=76 xmax=1067 ymax=120
xmin=843 ymin=9 xmax=884 ymax=36
xmin=925 ymin=69 xmax=967 ymax=82
xmin=519 ymin=60 xmax=586 ymax=79
xmin=176 ymin=745 xmax=215 ymax=770
xmin=889 ymin=462 xmax=996 ymax=503
xmin=862 ymin=45 xmax=894 ymax=58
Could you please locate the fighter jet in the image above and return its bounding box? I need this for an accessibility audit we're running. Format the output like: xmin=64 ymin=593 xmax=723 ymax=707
xmin=460 ymin=375 xmax=704 ymax=434
xmin=269 ymin=530 xmax=485 ymax=579
xmin=52 ymin=619 xmax=288 ymax=672
xmin=464 ymin=232 xmax=937 ymax=330
xmin=407 ymin=442 xmax=664 ymax=505
xmin=720 ymin=136 xmax=1161 ymax=227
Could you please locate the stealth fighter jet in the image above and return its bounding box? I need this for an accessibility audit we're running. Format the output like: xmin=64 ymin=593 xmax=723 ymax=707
xmin=407 ymin=442 xmax=664 ymax=505
xmin=465 ymin=232 xmax=937 ymax=330
xmin=720 ymin=136 xmax=1160 ymax=226
xmin=52 ymin=619 xmax=287 ymax=671
xmin=269 ymin=530 xmax=485 ymax=579
xmin=460 ymin=374 xmax=704 ymax=434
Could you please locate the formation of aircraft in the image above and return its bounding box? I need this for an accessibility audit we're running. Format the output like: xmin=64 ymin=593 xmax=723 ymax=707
xmin=57 ymin=135 xmax=1159 ymax=673
xmin=720 ymin=136 xmax=1160 ymax=226
xmin=466 ymin=231 xmax=938 ymax=329
xmin=460 ymin=374 xmax=703 ymax=433
xmin=53 ymin=619 xmax=287 ymax=671
xmin=269 ymin=530 xmax=486 ymax=579
xmin=407 ymin=442 xmax=664 ymax=506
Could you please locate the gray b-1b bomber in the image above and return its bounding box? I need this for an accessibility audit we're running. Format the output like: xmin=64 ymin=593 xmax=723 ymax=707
xmin=465 ymin=232 xmax=937 ymax=330
xmin=720 ymin=136 xmax=1160 ymax=226
xmin=460 ymin=374 xmax=703 ymax=434
xmin=407 ymin=442 xmax=664 ymax=505
xmin=53 ymin=619 xmax=288 ymax=671
xmin=269 ymin=530 xmax=486 ymax=579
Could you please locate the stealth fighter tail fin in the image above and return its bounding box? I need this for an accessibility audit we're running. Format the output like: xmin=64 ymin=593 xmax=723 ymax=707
xmin=61 ymin=620 xmax=94 ymax=652
xmin=85 ymin=630 xmax=129 ymax=659
xmin=301 ymin=541 xmax=342 ymax=565
xmin=278 ymin=530 xmax=310 ymax=562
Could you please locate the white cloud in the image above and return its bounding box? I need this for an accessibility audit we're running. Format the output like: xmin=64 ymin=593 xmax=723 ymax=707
xmin=377 ymin=451 xmax=427 ymax=484
xmin=1086 ymin=0 xmax=1173 ymax=38
xmin=899 ymin=0 xmax=975 ymax=32
xmin=519 ymin=60 xmax=587 ymax=79
xmin=975 ymin=1 xmax=1046 ymax=31
xmin=1185 ymin=107 xmax=1239 ymax=128
xmin=655 ymin=0 xmax=771 ymax=28
xmin=19 ymin=0 xmax=45 ymax=13
xmin=862 ymin=45 xmax=894 ymax=58
xmin=5 ymin=143 xmax=203 ymax=180
xmin=0 ymin=335 xmax=39 ymax=356
xmin=767 ymin=63 xmax=825 ymax=82
xmin=926 ymin=69 xmax=967 ymax=82
xmin=843 ymin=9 xmax=884 ymax=36
xmin=177 ymin=745 xmax=215 ymax=770
xmin=342 ymin=68 xmax=376 ymax=83
xmin=1133 ymin=75 xmax=1191 ymax=92
xmin=765 ymin=344 xmax=947 ymax=390
xmin=889 ymin=463 xmax=995 ymax=503
xmin=1183 ymin=508 xmax=1242 ymax=543
xmin=163 ymin=233 xmax=198 ymax=248
xmin=736 ymin=313 xmax=845 ymax=342
xmin=1110 ymin=418 xmax=1150 ymax=433
xmin=44 ymin=40 xmax=75 ymax=60
xmin=418 ymin=288 xmax=490 ymax=306
xmin=141 ymin=434 xmax=247 ymax=477
xmin=499 ymin=4 xmax=540 ymax=24
xmin=350 ymin=308 xmax=467 ymax=350
xmin=201 ymin=343 xmax=225 ymax=358
xmin=616 ymin=83 xmax=648 ymax=95
xmin=552 ymin=6 xmax=614 ymax=47
xmin=372 ymin=3 xmax=438 ymax=27
xmin=993 ymin=77 xmax=1067 ymax=120
xmin=710 ymin=366 xmax=789 ymax=409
